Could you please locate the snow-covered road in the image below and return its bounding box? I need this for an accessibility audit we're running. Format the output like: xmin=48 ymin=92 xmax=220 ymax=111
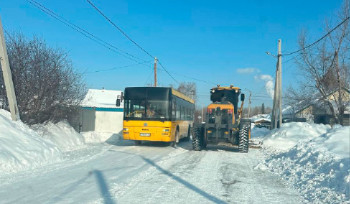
xmin=0 ymin=140 xmax=302 ymax=204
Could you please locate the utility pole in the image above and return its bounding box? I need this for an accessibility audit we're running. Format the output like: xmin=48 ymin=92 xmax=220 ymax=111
xmin=277 ymin=39 xmax=282 ymax=128
xmin=271 ymin=39 xmax=282 ymax=129
xmin=262 ymin=103 xmax=265 ymax=114
xmin=201 ymin=106 xmax=203 ymax=123
xmin=271 ymin=66 xmax=278 ymax=129
xmin=153 ymin=57 xmax=158 ymax=87
xmin=0 ymin=15 xmax=20 ymax=121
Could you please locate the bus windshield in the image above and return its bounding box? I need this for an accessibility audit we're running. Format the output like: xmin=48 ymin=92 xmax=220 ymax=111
xmin=124 ymin=99 xmax=169 ymax=120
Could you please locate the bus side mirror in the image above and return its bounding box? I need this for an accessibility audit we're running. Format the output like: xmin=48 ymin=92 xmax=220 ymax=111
xmin=241 ymin=94 xmax=245 ymax=101
xmin=116 ymin=92 xmax=124 ymax=107
xmin=116 ymin=98 xmax=121 ymax=107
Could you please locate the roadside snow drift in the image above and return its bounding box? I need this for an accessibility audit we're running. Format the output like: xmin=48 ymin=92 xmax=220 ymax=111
xmin=32 ymin=121 xmax=86 ymax=152
xmin=81 ymin=131 xmax=120 ymax=143
xmin=0 ymin=110 xmax=88 ymax=175
xmin=263 ymin=123 xmax=330 ymax=152
xmin=0 ymin=110 xmax=62 ymax=174
xmin=256 ymin=122 xmax=350 ymax=203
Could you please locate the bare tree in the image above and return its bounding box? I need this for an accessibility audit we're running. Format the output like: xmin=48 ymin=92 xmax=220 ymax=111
xmin=243 ymin=105 xmax=271 ymax=117
xmin=289 ymin=0 xmax=350 ymax=125
xmin=2 ymin=33 xmax=86 ymax=125
xmin=176 ymin=82 xmax=197 ymax=100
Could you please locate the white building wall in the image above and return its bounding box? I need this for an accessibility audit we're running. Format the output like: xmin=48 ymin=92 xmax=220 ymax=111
xmin=80 ymin=109 xmax=96 ymax=132
xmin=94 ymin=111 xmax=123 ymax=133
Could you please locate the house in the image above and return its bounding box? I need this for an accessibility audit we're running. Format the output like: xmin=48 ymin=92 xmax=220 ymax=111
xmin=250 ymin=114 xmax=271 ymax=129
xmin=283 ymin=88 xmax=350 ymax=126
xmin=79 ymin=89 xmax=124 ymax=133
xmin=253 ymin=118 xmax=271 ymax=129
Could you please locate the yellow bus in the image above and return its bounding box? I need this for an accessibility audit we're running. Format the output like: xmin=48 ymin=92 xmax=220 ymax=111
xmin=122 ymin=87 xmax=195 ymax=146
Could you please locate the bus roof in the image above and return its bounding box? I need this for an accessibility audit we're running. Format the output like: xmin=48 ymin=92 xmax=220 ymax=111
xmin=171 ymin=89 xmax=195 ymax=104
xmin=211 ymin=85 xmax=241 ymax=91
xmin=124 ymin=87 xmax=195 ymax=104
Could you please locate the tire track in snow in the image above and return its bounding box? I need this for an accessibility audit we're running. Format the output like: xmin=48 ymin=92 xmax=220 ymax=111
xmin=104 ymin=144 xmax=302 ymax=204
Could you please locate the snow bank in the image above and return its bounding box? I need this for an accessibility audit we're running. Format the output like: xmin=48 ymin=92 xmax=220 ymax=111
xmin=0 ymin=109 xmax=90 ymax=175
xmin=322 ymin=125 xmax=350 ymax=159
xmin=258 ymin=122 xmax=350 ymax=203
xmin=0 ymin=110 xmax=62 ymax=174
xmin=32 ymin=121 xmax=86 ymax=152
xmin=81 ymin=132 xmax=121 ymax=143
xmin=263 ymin=122 xmax=330 ymax=152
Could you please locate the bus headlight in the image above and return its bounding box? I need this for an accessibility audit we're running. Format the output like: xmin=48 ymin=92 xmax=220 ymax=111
xmin=162 ymin=129 xmax=170 ymax=132
xmin=123 ymin=128 xmax=128 ymax=131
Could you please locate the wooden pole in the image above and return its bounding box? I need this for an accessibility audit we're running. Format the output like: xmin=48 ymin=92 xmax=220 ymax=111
xmin=278 ymin=39 xmax=282 ymax=128
xmin=0 ymin=15 xmax=20 ymax=121
xmin=154 ymin=57 xmax=157 ymax=87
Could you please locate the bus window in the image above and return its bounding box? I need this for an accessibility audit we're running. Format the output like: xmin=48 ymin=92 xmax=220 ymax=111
xmin=125 ymin=100 xmax=145 ymax=118
xmin=172 ymin=100 xmax=176 ymax=120
xmin=146 ymin=100 xmax=169 ymax=119
xmin=176 ymin=105 xmax=181 ymax=120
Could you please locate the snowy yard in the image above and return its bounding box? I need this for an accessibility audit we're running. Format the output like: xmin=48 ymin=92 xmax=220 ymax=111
xmin=0 ymin=109 xmax=349 ymax=203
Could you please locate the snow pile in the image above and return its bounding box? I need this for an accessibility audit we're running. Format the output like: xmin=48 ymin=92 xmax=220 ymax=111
xmin=263 ymin=122 xmax=329 ymax=152
xmin=258 ymin=122 xmax=350 ymax=203
xmin=32 ymin=121 xmax=86 ymax=152
xmin=81 ymin=132 xmax=122 ymax=143
xmin=0 ymin=110 xmax=62 ymax=174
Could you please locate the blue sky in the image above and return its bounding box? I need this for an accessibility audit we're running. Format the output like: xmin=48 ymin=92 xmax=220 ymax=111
xmin=0 ymin=0 xmax=344 ymax=107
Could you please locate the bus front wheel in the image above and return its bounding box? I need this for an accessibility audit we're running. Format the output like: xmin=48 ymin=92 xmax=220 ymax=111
xmin=171 ymin=129 xmax=179 ymax=147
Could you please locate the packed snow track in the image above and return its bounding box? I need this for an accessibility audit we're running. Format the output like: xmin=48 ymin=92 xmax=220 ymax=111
xmin=0 ymin=140 xmax=302 ymax=204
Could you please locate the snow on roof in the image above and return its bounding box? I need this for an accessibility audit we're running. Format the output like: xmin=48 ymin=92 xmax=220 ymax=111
xmin=253 ymin=118 xmax=271 ymax=123
xmin=81 ymin=89 xmax=123 ymax=108
xmin=250 ymin=114 xmax=271 ymax=122
xmin=345 ymin=105 xmax=350 ymax=114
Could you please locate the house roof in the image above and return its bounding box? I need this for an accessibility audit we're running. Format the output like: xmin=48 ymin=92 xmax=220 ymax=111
xmin=250 ymin=114 xmax=271 ymax=122
xmin=81 ymin=89 xmax=123 ymax=108
xmin=253 ymin=118 xmax=271 ymax=123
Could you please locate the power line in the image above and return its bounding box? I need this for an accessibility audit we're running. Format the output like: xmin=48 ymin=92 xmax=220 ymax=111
xmin=157 ymin=60 xmax=179 ymax=84
xmin=86 ymin=0 xmax=181 ymax=85
xmin=83 ymin=60 xmax=152 ymax=74
xmin=158 ymin=62 xmax=217 ymax=85
xmin=86 ymin=0 xmax=154 ymax=59
xmin=27 ymin=0 xmax=147 ymax=64
xmin=144 ymin=71 xmax=154 ymax=86
xmin=284 ymin=56 xmax=297 ymax=64
xmin=283 ymin=16 xmax=350 ymax=56
xmin=167 ymin=70 xmax=217 ymax=85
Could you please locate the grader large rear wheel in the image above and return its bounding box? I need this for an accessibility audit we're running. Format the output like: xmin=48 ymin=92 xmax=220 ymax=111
xmin=238 ymin=125 xmax=250 ymax=153
xmin=192 ymin=125 xmax=204 ymax=151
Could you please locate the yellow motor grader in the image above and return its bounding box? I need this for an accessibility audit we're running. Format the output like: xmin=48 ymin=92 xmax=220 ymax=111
xmin=192 ymin=85 xmax=251 ymax=152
